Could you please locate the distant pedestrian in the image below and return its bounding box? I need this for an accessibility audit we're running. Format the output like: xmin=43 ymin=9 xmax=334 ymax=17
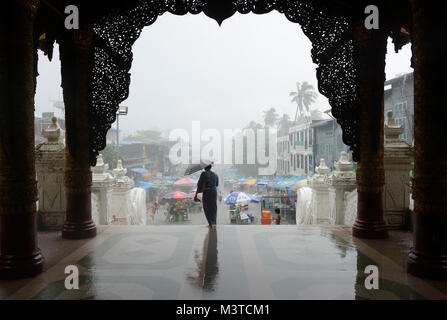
xmin=151 ymin=201 xmax=159 ymax=223
xmin=274 ymin=207 xmax=281 ymax=225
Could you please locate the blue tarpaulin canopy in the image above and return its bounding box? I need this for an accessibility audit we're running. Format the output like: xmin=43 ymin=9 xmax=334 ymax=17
xmin=130 ymin=168 xmax=149 ymax=175
xmin=136 ymin=181 xmax=153 ymax=189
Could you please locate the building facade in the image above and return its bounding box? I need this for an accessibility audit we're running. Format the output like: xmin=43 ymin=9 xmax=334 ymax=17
xmin=276 ymin=135 xmax=290 ymax=175
xmin=384 ymin=72 xmax=414 ymax=145
xmin=312 ymin=118 xmax=350 ymax=172
xmin=288 ymin=120 xmax=314 ymax=176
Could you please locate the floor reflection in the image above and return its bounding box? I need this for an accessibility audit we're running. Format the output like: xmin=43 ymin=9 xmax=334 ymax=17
xmin=187 ymin=228 xmax=219 ymax=292
xmin=6 ymin=226 xmax=446 ymax=300
xmin=203 ymin=229 xmax=219 ymax=291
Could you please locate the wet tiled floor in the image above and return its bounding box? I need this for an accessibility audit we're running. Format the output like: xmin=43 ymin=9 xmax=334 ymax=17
xmin=3 ymin=225 xmax=447 ymax=300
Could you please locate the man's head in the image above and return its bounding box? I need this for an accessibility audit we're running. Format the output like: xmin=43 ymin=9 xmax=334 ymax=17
xmin=275 ymin=208 xmax=280 ymax=214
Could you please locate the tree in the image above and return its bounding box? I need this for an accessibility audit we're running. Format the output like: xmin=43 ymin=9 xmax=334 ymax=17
xmin=101 ymin=144 xmax=122 ymax=169
xmin=277 ymin=113 xmax=291 ymax=136
xmin=244 ymin=120 xmax=264 ymax=130
xmin=262 ymin=107 xmax=279 ymax=127
xmin=289 ymin=81 xmax=318 ymax=122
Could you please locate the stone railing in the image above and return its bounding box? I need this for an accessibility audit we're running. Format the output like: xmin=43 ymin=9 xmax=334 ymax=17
xmin=297 ymin=111 xmax=413 ymax=229
xmin=91 ymin=157 xmax=147 ymax=225
xmin=343 ymin=189 xmax=358 ymax=227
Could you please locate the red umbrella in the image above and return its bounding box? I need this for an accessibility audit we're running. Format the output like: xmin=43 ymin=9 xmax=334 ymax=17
xmin=174 ymin=177 xmax=197 ymax=186
xmin=172 ymin=191 xmax=186 ymax=200
xmin=161 ymin=191 xmax=187 ymax=200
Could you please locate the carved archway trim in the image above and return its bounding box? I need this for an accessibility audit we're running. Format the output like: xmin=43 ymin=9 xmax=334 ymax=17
xmin=88 ymin=0 xmax=363 ymax=166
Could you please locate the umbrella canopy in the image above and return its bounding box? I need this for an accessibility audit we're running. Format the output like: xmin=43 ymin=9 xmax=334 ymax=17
xmin=184 ymin=159 xmax=214 ymax=175
xmin=256 ymin=179 xmax=269 ymax=186
xmin=174 ymin=177 xmax=197 ymax=186
xmin=248 ymin=193 xmax=260 ymax=203
xmin=162 ymin=191 xmax=187 ymax=200
xmin=244 ymin=179 xmax=257 ymax=185
xmin=290 ymin=179 xmax=308 ymax=191
xmin=224 ymin=192 xmax=258 ymax=205
xmin=136 ymin=181 xmax=154 ymax=190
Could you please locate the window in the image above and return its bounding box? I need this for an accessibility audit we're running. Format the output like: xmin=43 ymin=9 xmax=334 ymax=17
xmin=394 ymin=101 xmax=407 ymax=113
xmin=300 ymin=155 xmax=304 ymax=169
xmin=305 ymin=130 xmax=308 ymax=148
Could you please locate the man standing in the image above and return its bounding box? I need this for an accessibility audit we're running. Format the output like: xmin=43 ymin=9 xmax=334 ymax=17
xmin=194 ymin=164 xmax=219 ymax=228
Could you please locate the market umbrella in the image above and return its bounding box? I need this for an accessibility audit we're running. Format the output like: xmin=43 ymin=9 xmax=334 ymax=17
xmin=244 ymin=179 xmax=257 ymax=185
xmin=161 ymin=191 xmax=187 ymax=200
xmin=184 ymin=159 xmax=214 ymax=175
xmin=224 ymin=192 xmax=258 ymax=205
xmin=174 ymin=177 xmax=197 ymax=186
xmin=248 ymin=193 xmax=260 ymax=203
xmin=290 ymin=179 xmax=308 ymax=191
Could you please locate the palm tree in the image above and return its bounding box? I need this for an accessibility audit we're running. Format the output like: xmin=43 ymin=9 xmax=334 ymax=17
xmin=289 ymin=81 xmax=318 ymax=122
xmin=277 ymin=113 xmax=291 ymax=136
xmin=244 ymin=120 xmax=264 ymax=130
xmin=263 ymin=107 xmax=279 ymax=127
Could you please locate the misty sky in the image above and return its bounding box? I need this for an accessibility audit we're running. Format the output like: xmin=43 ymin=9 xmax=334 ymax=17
xmin=35 ymin=11 xmax=412 ymax=137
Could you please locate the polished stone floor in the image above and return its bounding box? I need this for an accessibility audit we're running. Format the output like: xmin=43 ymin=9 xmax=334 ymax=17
xmin=2 ymin=225 xmax=447 ymax=300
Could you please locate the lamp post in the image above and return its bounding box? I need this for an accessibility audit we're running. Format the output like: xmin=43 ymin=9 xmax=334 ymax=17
xmin=116 ymin=106 xmax=128 ymax=148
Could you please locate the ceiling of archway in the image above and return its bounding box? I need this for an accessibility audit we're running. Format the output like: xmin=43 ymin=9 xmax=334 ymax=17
xmin=35 ymin=0 xmax=412 ymax=166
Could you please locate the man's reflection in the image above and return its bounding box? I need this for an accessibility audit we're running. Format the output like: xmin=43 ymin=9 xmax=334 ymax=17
xmin=187 ymin=228 xmax=219 ymax=291
xmin=203 ymin=228 xmax=218 ymax=291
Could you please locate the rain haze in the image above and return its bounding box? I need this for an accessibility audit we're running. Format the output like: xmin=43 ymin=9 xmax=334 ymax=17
xmin=35 ymin=11 xmax=413 ymax=136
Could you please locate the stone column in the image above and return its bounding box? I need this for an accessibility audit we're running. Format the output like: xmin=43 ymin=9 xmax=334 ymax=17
xmin=310 ymin=159 xmax=330 ymax=224
xmin=111 ymin=160 xmax=135 ymax=224
xmin=59 ymin=30 xmax=96 ymax=239
xmin=407 ymin=1 xmax=447 ymax=279
xmin=352 ymin=20 xmax=388 ymax=239
xmin=36 ymin=117 xmax=66 ymax=230
xmin=0 ymin=0 xmax=44 ymax=278
xmin=328 ymin=152 xmax=356 ymax=225
xmin=91 ymin=155 xmax=115 ymax=225
xmin=383 ymin=111 xmax=413 ymax=229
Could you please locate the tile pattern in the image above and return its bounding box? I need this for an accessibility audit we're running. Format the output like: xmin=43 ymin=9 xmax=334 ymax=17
xmin=4 ymin=225 xmax=447 ymax=300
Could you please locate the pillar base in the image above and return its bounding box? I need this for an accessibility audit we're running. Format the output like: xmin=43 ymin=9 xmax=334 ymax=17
xmin=352 ymin=219 xmax=389 ymax=239
xmin=0 ymin=250 xmax=44 ymax=279
xmin=353 ymin=191 xmax=389 ymax=239
xmin=62 ymin=220 xmax=97 ymax=239
xmin=407 ymin=251 xmax=447 ymax=280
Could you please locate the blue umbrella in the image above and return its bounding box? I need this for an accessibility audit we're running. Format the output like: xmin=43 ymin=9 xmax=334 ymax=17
xmin=224 ymin=192 xmax=258 ymax=205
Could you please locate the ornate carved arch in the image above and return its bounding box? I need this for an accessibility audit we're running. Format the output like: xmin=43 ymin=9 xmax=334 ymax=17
xmin=88 ymin=0 xmax=361 ymax=166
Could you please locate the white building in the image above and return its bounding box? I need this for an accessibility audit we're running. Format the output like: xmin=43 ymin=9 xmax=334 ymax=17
xmin=276 ymin=135 xmax=290 ymax=175
xmin=289 ymin=121 xmax=313 ymax=176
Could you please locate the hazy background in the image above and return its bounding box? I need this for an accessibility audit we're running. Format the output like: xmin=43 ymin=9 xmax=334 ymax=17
xmin=35 ymin=11 xmax=413 ymax=136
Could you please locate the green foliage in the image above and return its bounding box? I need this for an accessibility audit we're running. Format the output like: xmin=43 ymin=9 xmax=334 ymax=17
xmin=262 ymin=107 xmax=279 ymax=127
xmin=277 ymin=113 xmax=291 ymax=136
xmin=101 ymin=144 xmax=122 ymax=169
xmin=244 ymin=120 xmax=264 ymax=130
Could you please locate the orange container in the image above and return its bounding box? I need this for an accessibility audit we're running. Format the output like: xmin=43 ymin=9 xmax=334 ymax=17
xmin=261 ymin=217 xmax=272 ymax=225
xmin=262 ymin=210 xmax=271 ymax=219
